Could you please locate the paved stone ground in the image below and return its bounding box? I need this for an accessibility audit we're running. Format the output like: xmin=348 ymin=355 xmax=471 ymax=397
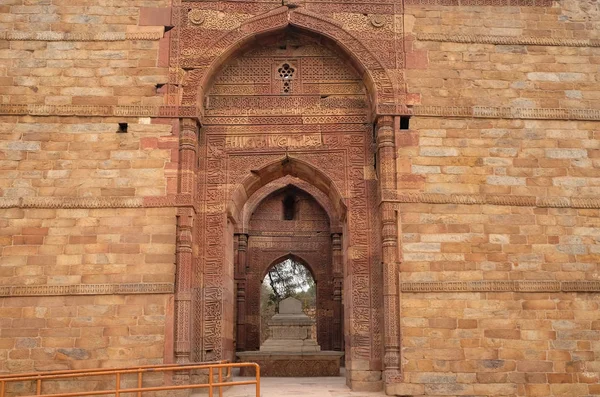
xmin=192 ymin=374 xmax=386 ymax=397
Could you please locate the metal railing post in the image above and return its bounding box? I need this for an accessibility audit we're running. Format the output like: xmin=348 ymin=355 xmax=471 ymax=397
xmin=0 ymin=380 xmax=5 ymax=397
xmin=36 ymin=376 xmax=42 ymax=395
xmin=255 ymin=364 xmax=260 ymax=397
xmin=218 ymin=366 xmax=223 ymax=397
xmin=137 ymin=370 xmax=142 ymax=397
xmin=208 ymin=367 xmax=213 ymax=397
xmin=115 ymin=373 xmax=120 ymax=397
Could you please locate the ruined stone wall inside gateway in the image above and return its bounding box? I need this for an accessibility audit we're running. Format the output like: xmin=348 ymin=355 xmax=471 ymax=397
xmin=0 ymin=0 xmax=600 ymax=396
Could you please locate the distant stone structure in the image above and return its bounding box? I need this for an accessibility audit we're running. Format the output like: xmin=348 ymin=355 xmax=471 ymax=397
xmin=237 ymin=298 xmax=343 ymax=376
xmin=260 ymin=297 xmax=321 ymax=353
xmin=1 ymin=0 xmax=600 ymax=396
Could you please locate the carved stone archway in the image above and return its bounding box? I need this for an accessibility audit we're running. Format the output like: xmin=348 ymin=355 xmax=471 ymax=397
xmin=179 ymin=12 xmax=402 ymax=390
xmin=180 ymin=6 xmax=396 ymax=117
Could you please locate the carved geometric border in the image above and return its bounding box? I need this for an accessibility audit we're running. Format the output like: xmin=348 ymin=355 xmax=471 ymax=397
xmin=2 ymin=104 xmax=599 ymax=121
xmin=0 ymin=31 xmax=164 ymax=41
xmin=413 ymin=106 xmax=600 ymax=121
xmin=0 ymin=196 xmax=197 ymax=210
xmin=418 ymin=33 xmax=600 ymax=48
xmin=406 ymin=0 xmax=554 ymax=6
xmin=0 ymin=197 xmax=143 ymax=209
xmin=203 ymin=115 xmax=370 ymax=125
xmin=0 ymin=104 xmax=198 ymax=118
xmin=383 ymin=192 xmax=600 ymax=209
xmin=3 ymin=193 xmax=600 ymax=211
xmin=401 ymin=280 xmax=600 ymax=293
xmin=0 ymin=283 xmax=175 ymax=297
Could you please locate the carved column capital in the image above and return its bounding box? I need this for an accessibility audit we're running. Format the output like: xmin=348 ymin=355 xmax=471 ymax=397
xmin=376 ymin=115 xmax=394 ymax=129
xmin=180 ymin=117 xmax=199 ymax=151
xmin=178 ymin=118 xmax=199 ymax=196
xmin=331 ymin=233 xmax=342 ymax=250
xmin=238 ymin=233 xmax=248 ymax=252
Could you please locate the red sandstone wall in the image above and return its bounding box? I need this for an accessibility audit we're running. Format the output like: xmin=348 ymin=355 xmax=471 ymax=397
xmin=398 ymin=118 xmax=600 ymax=198
xmin=0 ymin=1 xmax=169 ymax=106
xmin=1 ymin=0 xmax=600 ymax=395
xmin=399 ymin=290 xmax=600 ymax=396
xmin=393 ymin=2 xmax=600 ymax=396
xmin=405 ymin=4 xmax=600 ymax=109
xmin=0 ymin=0 xmax=176 ymax=373
xmin=0 ymin=295 xmax=169 ymax=373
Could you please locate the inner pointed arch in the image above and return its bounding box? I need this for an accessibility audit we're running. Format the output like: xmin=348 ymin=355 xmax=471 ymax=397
xmin=262 ymin=253 xmax=317 ymax=283
xmin=228 ymin=156 xmax=347 ymax=227
xmin=238 ymin=175 xmax=342 ymax=234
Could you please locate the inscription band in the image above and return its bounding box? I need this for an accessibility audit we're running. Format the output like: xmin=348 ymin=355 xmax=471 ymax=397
xmin=0 ymin=31 xmax=163 ymax=42
xmin=0 ymin=283 xmax=175 ymax=298
xmin=1 ymin=104 xmax=600 ymax=122
xmin=2 ymin=194 xmax=600 ymax=211
xmin=417 ymin=33 xmax=600 ymax=48
xmin=401 ymin=280 xmax=600 ymax=293
xmin=382 ymin=192 xmax=600 ymax=210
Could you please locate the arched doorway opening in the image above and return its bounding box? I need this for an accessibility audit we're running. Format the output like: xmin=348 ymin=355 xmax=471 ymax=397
xmin=234 ymin=185 xmax=342 ymax=353
xmin=260 ymin=257 xmax=316 ymax=345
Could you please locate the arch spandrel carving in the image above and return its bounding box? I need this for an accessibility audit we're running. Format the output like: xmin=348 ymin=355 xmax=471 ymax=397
xmin=179 ymin=6 xmax=396 ymax=116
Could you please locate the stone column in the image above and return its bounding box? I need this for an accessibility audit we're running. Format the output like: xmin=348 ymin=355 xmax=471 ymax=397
xmin=174 ymin=118 xmax=199 ymax=364
xmin=376 ymin=116 xmax=401 ymax=382
xmin=235 ymin=234 xmax=248 ymax=351
xmin=332 ymin=233 xmax=343 ymax=351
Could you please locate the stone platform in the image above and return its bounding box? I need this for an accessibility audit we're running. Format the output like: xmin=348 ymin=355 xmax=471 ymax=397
xmin=236 ymin=351 xmax=344 ymax=377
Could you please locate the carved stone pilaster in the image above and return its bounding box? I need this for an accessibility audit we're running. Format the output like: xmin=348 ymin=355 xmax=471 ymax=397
xmin=174 ymin=118 xmax=199 ymax=366
xmin=332 ymin=233 xmax=342 ymax=275
xmin=376 ymin=116 xmax=401 ymax=382
xmin=235 ymin=234 xmax=248 ymax=351
xmin=332 ymin=233 xmax=343 ymax=351
xmin=381 ymin=202 xmax=400 ymax=381
xmin=175 ymin=207 xmax=194 ymax=364
xmin=237 ymin=234 xmax=248 ymax=276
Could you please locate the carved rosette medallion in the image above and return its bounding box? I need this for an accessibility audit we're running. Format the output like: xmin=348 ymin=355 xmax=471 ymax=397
xmin=369 ymin=15 xmax=386 ymax=28
xmin=188 ymin=9 xmax=205 ymax=26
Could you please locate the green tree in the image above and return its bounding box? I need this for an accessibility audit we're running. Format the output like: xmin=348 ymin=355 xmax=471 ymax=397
xmin=262 ymin=258 xmax=315 ymax=309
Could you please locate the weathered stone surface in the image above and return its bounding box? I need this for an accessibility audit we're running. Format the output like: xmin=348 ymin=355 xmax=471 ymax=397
xmin=236 ymin=352 xmax=344 ymax=377
xmin=260 ymin=298 xmax=321 ymax=353
xmin=1 ymin=1 xmax=600 ymax=396
xmin=278 ymin=297 xmax=303 ymax=315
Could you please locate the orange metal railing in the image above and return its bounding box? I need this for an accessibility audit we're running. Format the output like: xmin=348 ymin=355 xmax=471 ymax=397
xmin=0 ymin=362 xmax=230 ymax=381
xmin=0 ymin=361 xmax=260 ymax=397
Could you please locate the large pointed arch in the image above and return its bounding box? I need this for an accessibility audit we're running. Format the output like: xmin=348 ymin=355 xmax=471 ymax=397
xmin=181 ymin=6 xmax=395 ymax=116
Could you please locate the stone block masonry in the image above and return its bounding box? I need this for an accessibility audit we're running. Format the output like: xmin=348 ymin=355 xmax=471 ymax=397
xmin=0 ymin=0 xmax=178 ymax=377
xmin=0 ymin=294 xmax=170 ymax=373
xmin=1 ymin=0 xmax=600 ymax=396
